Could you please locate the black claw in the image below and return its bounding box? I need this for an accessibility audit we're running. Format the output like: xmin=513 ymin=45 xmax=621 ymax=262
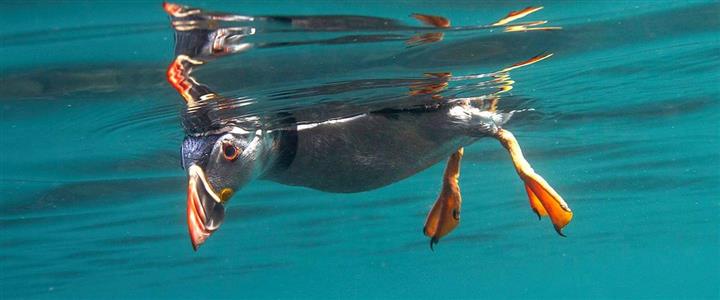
xmin=429 ymin=237 xmax=439 ymax=251
xmin=533 ymin=210 xmax=541 ymax=220
xmin=554 ymin=226 xmax=567 ymax=237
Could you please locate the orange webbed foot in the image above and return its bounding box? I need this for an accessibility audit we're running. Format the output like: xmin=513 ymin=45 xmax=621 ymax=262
xmin=423 ymin=148 xmax=464 ymax=250
xmin=495 ymin=129 xmax=572 ymax=236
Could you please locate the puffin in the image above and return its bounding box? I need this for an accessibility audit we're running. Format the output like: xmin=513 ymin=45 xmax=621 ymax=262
xmin=163 ymin=3 xmax=572 ymax=250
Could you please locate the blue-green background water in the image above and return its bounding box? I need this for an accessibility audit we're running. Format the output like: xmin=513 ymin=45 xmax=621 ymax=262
xmin=1 ymin=1 xmax=719 ymax=298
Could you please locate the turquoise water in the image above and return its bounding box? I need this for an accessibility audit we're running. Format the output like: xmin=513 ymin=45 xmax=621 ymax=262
xmin=1 ymin=1 xmax=719 ymax=298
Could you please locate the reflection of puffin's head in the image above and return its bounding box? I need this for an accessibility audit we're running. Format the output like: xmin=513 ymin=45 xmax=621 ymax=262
xmin=181 ymin=130 xmax=261 ymax=250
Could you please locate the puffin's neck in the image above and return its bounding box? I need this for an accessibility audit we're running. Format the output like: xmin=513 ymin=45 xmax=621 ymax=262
xmin=256 ymin=126 xmax=298 ymax=179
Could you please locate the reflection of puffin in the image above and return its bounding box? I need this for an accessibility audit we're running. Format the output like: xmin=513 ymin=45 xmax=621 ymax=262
xmin=164 ymin=3 xmax=571 ymax=250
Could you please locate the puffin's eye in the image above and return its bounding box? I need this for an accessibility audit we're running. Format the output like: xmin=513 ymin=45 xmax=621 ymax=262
xmin=221 ymin=141 xmax=240 ymax=161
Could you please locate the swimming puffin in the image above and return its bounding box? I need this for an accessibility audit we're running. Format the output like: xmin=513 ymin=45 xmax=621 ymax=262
xmin=164 ymin=2 xmax=572 ymax=250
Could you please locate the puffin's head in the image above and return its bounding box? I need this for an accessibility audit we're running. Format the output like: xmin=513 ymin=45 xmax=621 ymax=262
xmin=181 ymin=130 xmax=262 ymax=250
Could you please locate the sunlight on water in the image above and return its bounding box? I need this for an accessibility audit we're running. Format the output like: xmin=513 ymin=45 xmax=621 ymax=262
xmin=0 ymin=1 xmax=718 ymax=299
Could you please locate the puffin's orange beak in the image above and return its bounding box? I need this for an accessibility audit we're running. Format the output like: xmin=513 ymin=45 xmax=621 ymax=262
xmin=187 ymin=165 xmax=225 ymax=251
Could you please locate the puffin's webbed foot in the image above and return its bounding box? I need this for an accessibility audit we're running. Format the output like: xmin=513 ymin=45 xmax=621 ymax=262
xmin=495 ymin=129 xmax=572 ymax=236
xmin=423 ymin=148 xmax=464 ymax=250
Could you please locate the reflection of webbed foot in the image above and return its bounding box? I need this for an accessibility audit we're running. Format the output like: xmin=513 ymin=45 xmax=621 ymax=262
xmin=406 ymin=13 xmax=450 ymax=47
xmin=493 ymin=6 xmax=544 ymax=26
xmin=412 ymin=13 xmax=450 ymax=28
xmin=423 ymin=148 xmax=464 ymax=250
xmin=491 ymin=7 xmax=562 ymax=32
xmin=409 ymin=72 xmax=451 ymax=99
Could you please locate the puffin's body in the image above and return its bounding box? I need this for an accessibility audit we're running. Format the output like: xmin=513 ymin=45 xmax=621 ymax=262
xmin=263 ymin=105 xmax=487 ymax=193
xmin=164 ymin=2 xmax=573 ymax=251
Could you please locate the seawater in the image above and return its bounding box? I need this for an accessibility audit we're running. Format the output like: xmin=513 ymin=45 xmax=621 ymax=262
xmin=1 ymin=1 xmax=718 ymax=299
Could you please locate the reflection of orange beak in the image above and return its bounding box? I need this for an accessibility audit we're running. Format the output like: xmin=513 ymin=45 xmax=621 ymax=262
xmin=187 ymin=165 xmax=225 ymax=251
